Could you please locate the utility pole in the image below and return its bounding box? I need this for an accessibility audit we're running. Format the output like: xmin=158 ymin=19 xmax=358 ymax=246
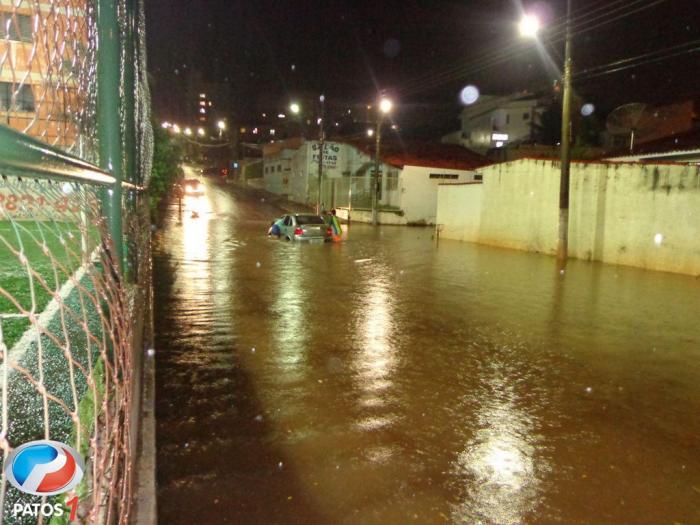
xmin=371 ymin=115 xmax=381 ymax=226
xmin=316 ymin=94 xmax=325 ymax=214
xmin=557 ymin=0 xmax=573 ymax=262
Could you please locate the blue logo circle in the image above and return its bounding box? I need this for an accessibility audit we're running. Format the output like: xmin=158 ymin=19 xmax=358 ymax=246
xmin=5 ymin=440 xmax=85 ymax=496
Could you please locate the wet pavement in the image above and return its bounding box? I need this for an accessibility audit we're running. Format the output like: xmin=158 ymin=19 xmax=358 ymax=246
xmin=154 ymin=172 xmax=700 ymax=524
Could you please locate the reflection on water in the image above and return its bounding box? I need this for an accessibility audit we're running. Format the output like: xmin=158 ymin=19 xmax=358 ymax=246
xmin=271 ymin=247 xmax=309 ymax=385
xmin=155 ymin=182 xmax=700 ymax=525
xmin=353 ymin=264 xmax=401 ymax=438
xmin=452 ymin=360 xmax=542 ymax=525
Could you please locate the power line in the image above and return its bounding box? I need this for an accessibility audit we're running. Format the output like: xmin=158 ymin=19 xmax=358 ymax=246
xmin=394 ymin=0 xmax=647 ymax=96
xmin=574 ymin=39 xmax=700 ymax=81
xmin=393 ymin=0 xmax=673 ymax=98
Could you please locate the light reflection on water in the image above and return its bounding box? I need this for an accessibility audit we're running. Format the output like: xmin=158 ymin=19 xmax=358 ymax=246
xmin=353 ymin=264 xmax=400 ymax=437
xmin=452 ymin=368 xmax=542 ymax=525
xmin=271 ymin=247 xmax=309 ymax=384
xmin=155 ymin=183 xmax=700 ymax=525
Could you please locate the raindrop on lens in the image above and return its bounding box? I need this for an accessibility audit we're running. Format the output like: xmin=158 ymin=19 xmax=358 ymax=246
xmin=460 ymin=85 xmax=480 ymax=105
xmin=383 ymin=38 xmax=401 ymax=58
xmin=581 ymin=103 xmax=595 ymax=117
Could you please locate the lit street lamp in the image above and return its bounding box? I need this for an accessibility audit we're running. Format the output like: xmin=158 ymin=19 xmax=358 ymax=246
xmin=172 ymin=124 xmax=181 ymax=134
xmin=197 ymin=128 xmax=205 ymax=137
xmin=521 ymin=3 xmax=572 ymax=262
xmin=519 ymin=14 xmax=540 ymax=38
xmin=372 ymin=97 xmax=393 ymax=225
xmin=184 ymin=127 xmax=192 ymax=136
xmin=217 ymin=119 xmax=226 ymax=139
xmin=290 ymin=102 xmax=300 ymax=114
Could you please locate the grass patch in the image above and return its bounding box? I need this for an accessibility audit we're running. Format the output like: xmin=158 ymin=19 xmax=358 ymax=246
xmin=0 ymin=220 xmax=94 ymax=349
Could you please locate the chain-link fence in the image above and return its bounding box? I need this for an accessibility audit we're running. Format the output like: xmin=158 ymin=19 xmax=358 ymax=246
xmin=0 ymin=1 xmax=152 ymax=524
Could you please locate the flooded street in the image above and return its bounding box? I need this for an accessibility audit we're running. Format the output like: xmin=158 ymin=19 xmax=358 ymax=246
xmin=154 ymin=174 xmax=700 ymax=524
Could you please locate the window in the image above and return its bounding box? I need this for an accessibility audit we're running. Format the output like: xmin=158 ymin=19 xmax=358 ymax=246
xmin=387 ymin=173 xmax=399 ymax=190
xmin=429 ymin=173 xmax=459 ymax=180
xmin=277 ymin=165 xmax=281 ymax=172
xmin=0 ymin=82 xmax=35 ymax=112
xmin=0 ymin=13 xmax=32 ymax=43
xmin=523 ymin=112 xmax=530 ymax=120
xmin=283 ymin=216 xmax=291 ymax=226
xmin=296 ymin=215 xmax=325 ymax=225
xmin=474 ymin=174 xmax=483 ymax=181
xmin=506 ymin=114 xmax=510 ymax=125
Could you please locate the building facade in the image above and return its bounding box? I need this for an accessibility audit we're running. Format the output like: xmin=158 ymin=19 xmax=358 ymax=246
xmin=260 ymin=138 xmax=489 ymax=225
xmin=444 ymin=94 xmax=545 ymax=154
xmin=0 ymin=1 xmax=90 ymax=151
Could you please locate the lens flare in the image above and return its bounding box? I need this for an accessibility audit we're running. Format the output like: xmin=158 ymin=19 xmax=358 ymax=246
xmin=460 ymin=85 xmax=480 ymax=105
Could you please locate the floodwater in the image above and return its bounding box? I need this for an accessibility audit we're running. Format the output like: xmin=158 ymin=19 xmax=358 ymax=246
xmin=154 ymin=173 xmax=700 ymax=525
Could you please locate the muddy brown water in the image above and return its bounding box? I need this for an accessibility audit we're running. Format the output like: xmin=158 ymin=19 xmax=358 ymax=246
xmin=154 ymin=174 xmax=700 ymax=524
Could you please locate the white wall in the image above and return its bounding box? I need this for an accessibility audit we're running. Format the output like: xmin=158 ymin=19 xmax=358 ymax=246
xmin=436 ymin=183 xmax=483 ymax=241
xmin=399 ymin=166 xmax=476 ymax=225
xmin=436 ymin=158 xmax=700 ymax=275
xmin=263 ymin=150 xmax=294 ymax=195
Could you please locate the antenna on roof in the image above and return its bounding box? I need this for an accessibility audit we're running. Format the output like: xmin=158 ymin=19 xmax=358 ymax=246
xmin=606 ymin=103 xmax=655 ymax=153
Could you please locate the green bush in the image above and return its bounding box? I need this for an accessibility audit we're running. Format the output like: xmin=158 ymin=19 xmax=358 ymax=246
xmin=149 ymin=124 xmax=183 ymax=218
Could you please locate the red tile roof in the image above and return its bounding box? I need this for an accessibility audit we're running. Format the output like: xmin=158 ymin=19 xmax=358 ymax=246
xmin=341 ymin=138 xmax=490 ymax=171
xmin=626 ymin=127 xmax=700 ymax=155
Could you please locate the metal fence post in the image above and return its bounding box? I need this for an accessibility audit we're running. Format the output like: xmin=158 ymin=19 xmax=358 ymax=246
xmin=123 ymin=0 xmax=138 ymax=282
xmin=98 ymin=0 xmax=124 ymax=271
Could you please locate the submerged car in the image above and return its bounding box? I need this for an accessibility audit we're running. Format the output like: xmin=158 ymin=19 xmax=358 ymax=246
xmin=275 ymin=214 xmax=332 ymax=242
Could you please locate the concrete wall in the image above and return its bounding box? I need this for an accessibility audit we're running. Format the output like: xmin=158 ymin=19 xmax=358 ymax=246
xmin=436 ymin=158 xmax=700 ymax=275
xmin=336 ymin=208 xmax=408 ymax=225
xmin=400 ymin=166 xmax=476 ymax=225
xmin=436 ymin=183 xmax=483 ymax=241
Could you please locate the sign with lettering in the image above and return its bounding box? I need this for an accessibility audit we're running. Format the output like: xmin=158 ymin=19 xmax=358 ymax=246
xmin=311 ymin=142 xmax=342 ymax=170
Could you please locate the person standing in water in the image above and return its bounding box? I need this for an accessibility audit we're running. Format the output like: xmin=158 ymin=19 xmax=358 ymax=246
xmin=328 ymin=209 xmax=342 ymax=241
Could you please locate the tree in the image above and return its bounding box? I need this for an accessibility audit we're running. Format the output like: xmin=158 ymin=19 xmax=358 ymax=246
xmin=535 ymin=103 xmax=562 ymax=145
xmin=149 ymin=124 xmax=183 ymax=218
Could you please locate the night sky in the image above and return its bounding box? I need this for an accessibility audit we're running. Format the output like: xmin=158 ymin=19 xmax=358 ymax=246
xmin=146 ymin=0 xmax=700 ymax=135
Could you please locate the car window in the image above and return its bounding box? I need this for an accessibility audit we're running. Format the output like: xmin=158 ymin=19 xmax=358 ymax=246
xmin=283 ymin=216 xmax=291 ymax=226
xmin=296 ymin=215 xmax=325 ymax=225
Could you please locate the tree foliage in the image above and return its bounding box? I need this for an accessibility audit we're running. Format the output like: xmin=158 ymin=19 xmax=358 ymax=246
xmin=149 ymin=124 xmax=183 ymax=218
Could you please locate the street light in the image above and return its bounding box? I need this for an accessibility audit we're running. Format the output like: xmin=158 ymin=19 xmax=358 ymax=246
xmin=197 ymin=128 xmax=205 ymax=137
xmin=217 ymin=119 xmax=226 ymax=139
xmin=161 ymin=121 xmax=171 ymax=129
xmin=372 ymin=97 xmax=393 ymax=225
xmin=519 ymin=14 xmax=540 ymax=37
xmin=520 ymin=3 xmax=572 ymax=262
xmin=184 ymin=127 xmax=192 ymax=136
xmin=172 ymin=124 xmax=181 ymax=134
xmin=289 ymin=102 xmax=300 ymax=114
